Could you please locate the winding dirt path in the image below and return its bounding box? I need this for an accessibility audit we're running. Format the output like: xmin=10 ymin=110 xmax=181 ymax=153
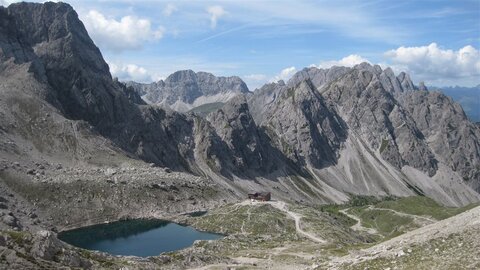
xmin=328 ymin=206 xmax=480 ymax=269
xmin=339 ymin=208 xmax=379 ymax=235
xmin=369 ymin=206 xmax=436 ymax=224
xmin=267 ymin=201 xmax=326 ymax=244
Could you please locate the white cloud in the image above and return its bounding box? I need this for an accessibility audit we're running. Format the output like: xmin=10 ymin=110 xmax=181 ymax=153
xmin=0 ymin=0 xmax=20 ymax=6
xmin=163 ymin=3 xmax=177 ymax=16
xmin=207 ymin=5 xmax=226 ymax=29
xmin=271 ymin=67 xmax=297 ymax=82
xmin=242 ymin=74 xmax=268 ymax=90
xmin=315 ymin=54 xmax=370 ymax=68
xmin=108 ymin=62 xmax=153 ymax=83
xmin=309 ymin=44 xmax=480 ymax=86
xmin=82 ymin=10 xmax=165 ymax=51
xmin=244 ymin=74 xmax=267 ymax=81
xmin=384 ymin=43 xmax=480 ymax=82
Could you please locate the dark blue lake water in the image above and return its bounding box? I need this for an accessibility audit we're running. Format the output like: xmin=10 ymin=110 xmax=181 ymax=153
xmin=58 ymin=219 xmax=223 ymax=257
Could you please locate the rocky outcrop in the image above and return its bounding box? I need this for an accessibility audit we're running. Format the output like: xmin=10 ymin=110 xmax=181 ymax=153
xmin=4 ymin=2 xmax=129 ymax=128
xmin=127 ymin=70 xmax=250 ymax=112
xmin=248 ymin=80 xmax=286 ymax=124
xmin=247 ymin=63 xmax=479 ymax=205
xmin=259 ymin=80 xmax=347 ymax=168
xmin=115 ymin=79 xmax=146 ymax=105
xmin=207 ymin=95 xmax=266 ymax=171
xmin=320 ymin=66 xmax=438 ymax=176
xmin=397 ymin=90 xmax=480 ymax=192
xmin=0 ymin=2 xmax=211 ymax=174
xmin=397 ymin=72 xmax=415 ymax=91
xmin=287 ymin=66 xmax=351 ymax=89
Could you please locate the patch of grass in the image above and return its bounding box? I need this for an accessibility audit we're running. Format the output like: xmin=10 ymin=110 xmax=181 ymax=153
xmin=165 ymin=251 xmax=185 ymax=262
xmin=323 ymin=242 xmax=374 ymax=257
xmin=79 ymin=249 xmax=94 ymax=260
xmin=379 ymin=139 xmax=389 ymax=153
xmin=5 ymin=231 xmax=29 ymax=246
xmin=375 ymin=196 xmax=480 ymax=220
xmin=290 ymin=204 xmax=375 ymax=246
xmin=191 ymin=204 xmax=296 ymax=238
xmin=317 ymin=205 xmax=356 ymax=227
xmin=78 ymin=248 xmax=116 ymax=267
xmin=348 ymin=208 xmax=416 ymax=238
xmin=202 ymin=187 xmax=219 ymax=198
xmin=346 ymin=195 xmax=395 ymax=207
xmin=188 ymin=102 xmax=225 ymax=117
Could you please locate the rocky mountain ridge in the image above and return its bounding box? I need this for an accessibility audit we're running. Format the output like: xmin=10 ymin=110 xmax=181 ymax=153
xmin=0 ymin=2 xmax=479 ymax=269
xmin=0 ymin=1 xmax=478 ymax=212
xmin=126 ymin=70 xmax=250 ymax=112
xmin=247 ymin=63 xmax=480 ymax=205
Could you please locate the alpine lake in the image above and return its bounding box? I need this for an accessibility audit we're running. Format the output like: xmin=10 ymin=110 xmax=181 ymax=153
xmin=58 ymin=218 xmax=223 ymax=257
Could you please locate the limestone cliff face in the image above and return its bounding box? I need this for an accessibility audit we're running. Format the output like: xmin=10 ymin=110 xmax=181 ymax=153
xmin=249 ymin=65 xmax=439 ymax=176
xmin=207 ymin=95 xmax=267 ymax=172
xmin=320 ymin=67 xmax=438 ymax=176
xmin=398 ymin=90 xmax=480 ymax=192
xmin=258 ymin=80 xmax=347 ymax=169
xmin=4 ymin=2 xmax=127 ymax=127
xmin=247 ymin=63 xmax=479 ymax=205
xmin=0 ymin=2 xmax=198 ymax=172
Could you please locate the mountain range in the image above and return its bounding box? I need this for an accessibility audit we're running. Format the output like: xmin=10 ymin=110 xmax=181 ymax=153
xmin=0 ymin=2 xmax=479 ymax=269
xmin=0 ymin=2 xmax=479 ymax=209
xmin=126 ymin=70 xmax=249 ymax=112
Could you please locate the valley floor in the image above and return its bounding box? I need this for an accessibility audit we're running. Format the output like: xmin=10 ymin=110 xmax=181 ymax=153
xmin=0 ymin=170 xmax=479 ymax=270
xmin=178 ymin=198 xmax=480 ymax=270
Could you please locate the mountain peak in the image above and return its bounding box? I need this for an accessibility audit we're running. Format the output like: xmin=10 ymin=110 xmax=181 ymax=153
xmin=128 ymin=70 xmax=249 ymax=112
xmin=166 ymin=70 xmax=197 ymax=82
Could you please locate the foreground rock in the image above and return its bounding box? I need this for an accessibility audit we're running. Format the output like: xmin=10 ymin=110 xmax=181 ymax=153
xmin=328 ymin=205 xmax=480 ymax=269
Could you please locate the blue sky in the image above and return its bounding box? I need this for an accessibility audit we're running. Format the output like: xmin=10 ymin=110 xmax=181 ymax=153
xmin=2 ymin=0 xmax=479 ymax=90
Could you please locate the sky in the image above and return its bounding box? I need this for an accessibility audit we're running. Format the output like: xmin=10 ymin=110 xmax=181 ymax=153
xmin=1 ymin=0 xmax=480 ymax=90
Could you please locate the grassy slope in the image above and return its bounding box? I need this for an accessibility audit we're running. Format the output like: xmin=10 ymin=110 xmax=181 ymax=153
xmin=321 ymin=196 xmax=479 ymax=240
xmin=191 ymin=203 xmax=297 ymax=237
xmin=347 ymin=207 xmax=416 ymax=238
xmin=188 ymin=102 xmax=225 ymax=117
xmin=3 ymin=195 xmax=476 ymax=269
xmin=375 ymin=196 xmax=480 ymax=220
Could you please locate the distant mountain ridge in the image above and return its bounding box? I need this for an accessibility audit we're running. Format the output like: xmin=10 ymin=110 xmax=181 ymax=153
xmin=126 ymin=70 xmax=250 ymax=112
